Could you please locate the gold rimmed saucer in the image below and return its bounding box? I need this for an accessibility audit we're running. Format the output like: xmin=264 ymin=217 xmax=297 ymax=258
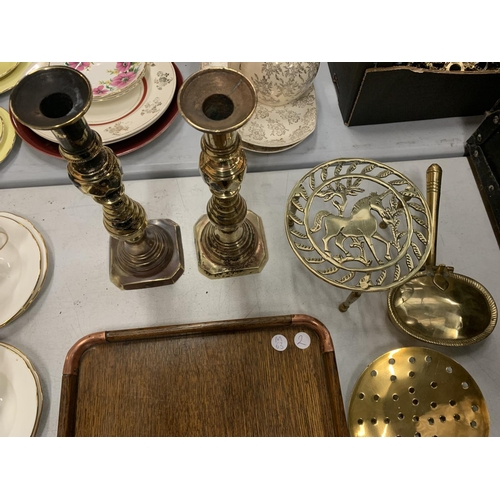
xmin=0 ymin=62 xmax=19 ymax=80
xmin=0 ymin=107 xmax=17 ymax=164
xmin=0 ymin=216 xmax=41 ymax=328
xmin=0 ymin=212 xmax=48 ymax=321
xmin=0 ymin=342 xmax=43 ymax=436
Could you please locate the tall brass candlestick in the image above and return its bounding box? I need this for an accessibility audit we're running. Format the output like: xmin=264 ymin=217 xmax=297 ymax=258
xmin=10 ymin=66 xmax=184 ymax=290
xmin=177 ymin=67 xmax=268 ymax=278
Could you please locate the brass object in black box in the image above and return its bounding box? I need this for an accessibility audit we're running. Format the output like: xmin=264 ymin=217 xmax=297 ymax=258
xmin=328 ymin=63 xmax=500 ymax=126
xmin=466 ymin=98 xmax=500 ymax=248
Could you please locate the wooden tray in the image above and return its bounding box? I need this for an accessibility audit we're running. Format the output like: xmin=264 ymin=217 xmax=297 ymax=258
xmin=58 ymin=315 xmax=348 ymax=437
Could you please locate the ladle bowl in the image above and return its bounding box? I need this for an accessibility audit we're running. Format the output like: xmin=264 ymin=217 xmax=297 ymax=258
xmin=387 ymin=164 xmax=497 ymax=346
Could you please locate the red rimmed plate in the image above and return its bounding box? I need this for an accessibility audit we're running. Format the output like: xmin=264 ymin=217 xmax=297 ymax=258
xmin=9 ymin=63 xmax=182 ymax=158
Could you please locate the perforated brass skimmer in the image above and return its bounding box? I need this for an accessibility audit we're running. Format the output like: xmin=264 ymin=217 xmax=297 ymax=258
xmin=349 ymin=347 xmax=490 ymax=437
xmin=10 ymin=66 xmax=184 ymax=290
xmin=177 ymin=67 xmax=268 ymax=279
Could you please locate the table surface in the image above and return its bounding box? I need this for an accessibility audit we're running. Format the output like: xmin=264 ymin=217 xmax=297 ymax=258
xmin=0 ymin=62 xmax=485 ymax=189
xmin=1 ymin=156 xmax=499 ymax=437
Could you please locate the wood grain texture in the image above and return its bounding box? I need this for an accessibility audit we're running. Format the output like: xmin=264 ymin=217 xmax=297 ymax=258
xmin=59 ymin=316 xmax=347 ymax=436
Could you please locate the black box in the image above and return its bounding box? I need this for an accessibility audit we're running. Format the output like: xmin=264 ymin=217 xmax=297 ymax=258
xmin=328 ymin=62 xmax=500 ymax=126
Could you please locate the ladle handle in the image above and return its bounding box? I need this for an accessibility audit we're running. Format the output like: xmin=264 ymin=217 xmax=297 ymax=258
xmin=426 ymin=163 xmax=442 ymax=267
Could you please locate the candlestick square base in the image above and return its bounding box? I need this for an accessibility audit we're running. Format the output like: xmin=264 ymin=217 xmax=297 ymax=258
xmin=194 ymin=211 xmax=268 ymax=279
xmin=109 ymin=219 xmax=184 ymax=290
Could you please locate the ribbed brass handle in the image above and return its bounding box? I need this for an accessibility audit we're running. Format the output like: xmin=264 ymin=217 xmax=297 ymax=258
xmin=426 ymin=163 xmax=442 ymax=267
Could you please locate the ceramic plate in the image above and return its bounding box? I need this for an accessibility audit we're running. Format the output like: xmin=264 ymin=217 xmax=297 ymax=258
xmin=36 ymin=62 xmax=176 ymax=145
xmin=0 ymin=342 xmax=42 ymax=436
xmin=0 ymin=107 xmax=17 ymax=164
xmin=50 ymin=62 xmax=147 ymax=101
xmin=242 ymin=139 xmax=302 ymax=154
xmin=0 ymin=62 xmax=20 ymax=79
xmin=0 ymin=62 xmax=49 ymax=94
xmin=10 ymin=62 xmax=182 ymax=158
xmin=240 ymin=85 xmax=317 ymax=148
xmin=0 ymin=216 xmax=40 ymax=328
xmin=0 ymin=212 xmax=48 ymax=320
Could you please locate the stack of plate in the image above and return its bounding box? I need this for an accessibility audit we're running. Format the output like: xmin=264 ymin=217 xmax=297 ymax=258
xmin=0 ymin=342 xmax=43 ymax=436
xmin=9 ymin=62 xmax=182 ymax=157
xmin=239 ymin=84 xmax=318 ymax=154
xmin=0 ymin=212 xmax=48 ymax=328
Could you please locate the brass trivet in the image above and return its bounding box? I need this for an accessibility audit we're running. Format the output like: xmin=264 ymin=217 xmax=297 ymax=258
xmin=349 ymin=347 xmax=489 ymax=437
xmin=285 ymin=159 xmax=432 ymax=310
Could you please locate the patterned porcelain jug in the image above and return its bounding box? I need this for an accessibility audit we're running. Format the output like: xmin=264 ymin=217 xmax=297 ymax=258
xmin=236 ymin=62 xmax=320 ymax=106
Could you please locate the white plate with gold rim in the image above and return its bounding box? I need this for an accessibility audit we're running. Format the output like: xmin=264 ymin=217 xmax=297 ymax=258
xmin=49 ymin=62 xmax=147 ymax=102
xmin=0 ymin=216 xmax=40 ymax=328
xmin=0 ymin=107 xmax=17 ymax=164
xmin=0 ymin=62 xmax=20 ymax=80
xmin=0 ymin=212 xmax=48 ymax=320
xmin=33 ymin=62 xmax=177 ymax=145
xmin=0 ymin=342 xmax=42 ymax=437
xmin=0 ymin=62 xmax=48 ymax=95
xmin=239 ymin=85 xmax=317 ymax=148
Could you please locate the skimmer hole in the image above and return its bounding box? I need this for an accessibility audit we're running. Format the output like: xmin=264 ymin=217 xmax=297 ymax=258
xmin=409 ymin=357 xmax=416 ymax=364
xmin=384 ymin=417 xmax=390 ymax=424
xmin=371 ymin=418 xmax=377 ymax=425
xmin=40 ymin=92 xmax=74 ymax=118
xmin=202 ymin=94 xmax=234 ymax=121
xmin=409 ymin=387 xmax=415 ymax=394
xmin=371 ymin=370 xmax=378 ymax=377
xmin=449 ymin=400 xmax=456 ymax=406
xmin=430 ymin=401 xmax=437 ymax=409
xmin=472 ymin=405 xmax=479 ymax=412
xmin=409 ymin=371 xmax=415 ymax=378
xmin=393 ymin=394 xmax=399 ymax=401
xmin=425 ymin=355 xmax=432 ymax=363
xmin=430 ymin=381 xmax=438 ymax=389
xmin=462 ymin=382 xmax=469 ymax=389
xmin=454 ymin=414 xmax=461 ymax=421
xmin=446 ymin=366 xmax=453 ymax=374
xmin=412 ymin=415 xmax=419 ymax=422
xmin=412 ymin=399 xmax=419 ymax=406
xmin=470 ymin=420 xmax=477 ymax=428
xmin=428 ymin=418 xmax=435 ymax=425
xmin=357 ymin=418 xmax=363 ymax=425
xmin=414 ymin=432 xmax=421 ymax=437
xmin=373 ymin=394 xmax=380 ymax=402
xmin=358 ymin=393 xmax=365 ymax=400
xmin=390 ymin=375 xmax=397 ymax=382
xmin=439 ymin=415 xmax=446 ymax=422
xmin=389 ymin=358 xmax=395 ymax=365
xmin=398 ymin=412 xmax=404 ymax=420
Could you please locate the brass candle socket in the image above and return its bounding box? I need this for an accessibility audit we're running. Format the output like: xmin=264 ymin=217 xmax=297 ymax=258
xmin=177 ymin=68 xmax=268 ymax=278
xmin=10 ymin=66 xmax=184 ymax=290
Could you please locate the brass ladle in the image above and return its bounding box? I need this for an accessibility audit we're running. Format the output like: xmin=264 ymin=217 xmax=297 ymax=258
xmin=387 ymin=164 xmax=497 ymax=346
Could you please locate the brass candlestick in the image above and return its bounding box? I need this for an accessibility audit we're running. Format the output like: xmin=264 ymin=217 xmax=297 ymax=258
xmin=10 ymin=66 xmax=184 ymax=290
xmin=177 ymin=67 xmax=268 ymax=278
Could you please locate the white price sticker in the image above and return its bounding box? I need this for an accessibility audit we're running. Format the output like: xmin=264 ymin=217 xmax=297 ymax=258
xmin=294 ymin=332 xmax=311 ymax=349
xmin=271 ymin=335 xmax=288 ymax=352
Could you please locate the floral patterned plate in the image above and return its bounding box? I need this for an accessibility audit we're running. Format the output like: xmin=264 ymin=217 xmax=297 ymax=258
xmin=239 ymin=84 xmax=317 ymax=148
xmin=242 ymin=140 xmax=302 ymax=154
xmin=33 ymin=62 xmax=177 ymax=145
xmin=50 ymin=62 xmax=147 ymax=102
xmin=11 ymin=63 xmax=182 ymax=158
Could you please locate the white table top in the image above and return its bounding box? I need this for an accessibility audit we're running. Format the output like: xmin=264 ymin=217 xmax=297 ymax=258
xmin=0 ymin=62 xmax=484 ymax=189
xmin=0 ymin=156 xmax=499 ymax=437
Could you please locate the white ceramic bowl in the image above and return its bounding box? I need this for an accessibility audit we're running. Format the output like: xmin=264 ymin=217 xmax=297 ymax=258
xmin=236 ymin=62 xmax=320 ymax=106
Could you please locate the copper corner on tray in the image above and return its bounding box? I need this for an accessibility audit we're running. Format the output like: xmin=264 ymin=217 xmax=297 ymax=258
xmin=63 ymin=332 xmax=107 ymax=376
